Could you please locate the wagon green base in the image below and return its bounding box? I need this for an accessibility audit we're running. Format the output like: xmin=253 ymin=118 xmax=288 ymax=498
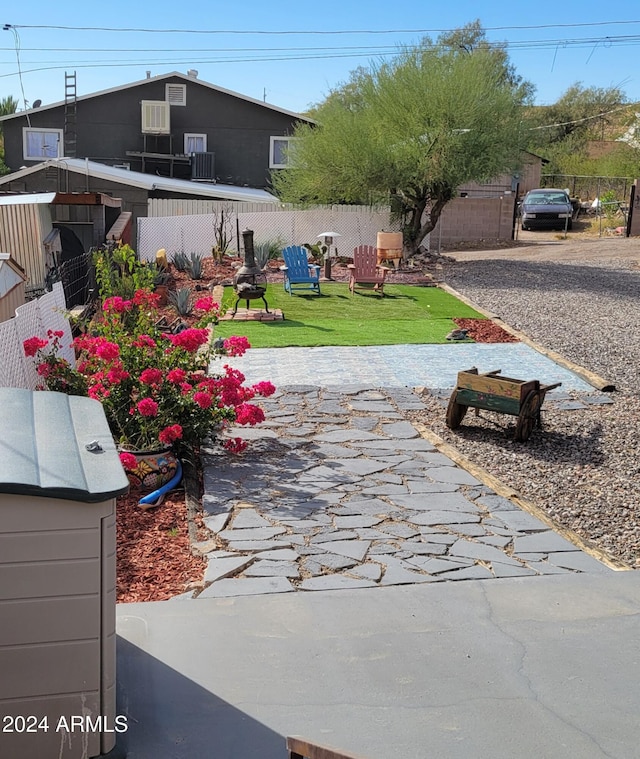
xmin=445 ymin=368 xmax=561 ymax=442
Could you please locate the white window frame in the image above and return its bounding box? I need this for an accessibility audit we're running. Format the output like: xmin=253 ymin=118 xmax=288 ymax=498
xmin=23 ymin=127 xmax=63 ymax=160
xmin=269 ymin=136 xmax=297 ymax=169
xmin=166 ymin=83 xmax=187 ymax=106
xmin=184 ymin=133 xmax=207 ymax=154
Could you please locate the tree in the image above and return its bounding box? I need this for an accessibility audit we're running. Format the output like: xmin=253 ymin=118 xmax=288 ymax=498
xmin=0 ymin=95 xmax=19 ymax=175
xmin=273 ymin=23 xmax=531 ymax=254
xmin=525 ymin=84 xmax=631 ymax=174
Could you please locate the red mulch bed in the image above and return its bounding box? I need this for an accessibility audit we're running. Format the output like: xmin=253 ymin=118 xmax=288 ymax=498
xmin=453 ymin=318 xmax=519 ymax=343
xmin=116 ymin=489 xmax=206 ymax=603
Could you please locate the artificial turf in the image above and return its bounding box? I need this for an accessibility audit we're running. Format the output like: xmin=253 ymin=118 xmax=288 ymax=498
xmin=214 ymin=282 xmax=485 ymax=348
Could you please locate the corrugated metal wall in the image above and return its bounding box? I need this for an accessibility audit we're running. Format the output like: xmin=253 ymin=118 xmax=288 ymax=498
xmin=0 ymin=204 xmax=53 ymax=290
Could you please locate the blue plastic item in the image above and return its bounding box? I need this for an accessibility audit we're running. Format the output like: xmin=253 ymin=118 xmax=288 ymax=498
xmin=138 ymin=459 xmax=183 ymax=508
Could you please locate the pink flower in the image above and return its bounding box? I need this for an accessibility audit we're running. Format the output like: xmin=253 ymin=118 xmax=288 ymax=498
xmin=133 ymin=289 xmax=160 ymax=308
xmin=102 ymin=296 xmax=131 ymax=314
xmin=194 ymin=296 xmax=219 ymax=313
xmin=119 ymin=451 xmax=138 ymax=469
xmin=23 ymin=336 xmax=48 ymax=357
xmin=167 ymin=368 xmax=187 ymax=384
xmin=159 ymin=424 xmax=183 ymax=444
xmin=168 ymin=328 xmax=209 ymax=352
xmin=223 ymin=437 xmax=247 ymax=454
xmin=133 ymin=334 xmax=157 ymax=348
xmin=140 ymin=368 xmax=163 ymax=385
xmin=193 ymin=391 xmax=214 ymax=409
xmin=252 ymin=381 xmax=276 ymax=397
xmin=95 ymin=341 xmax=120 ymax=361
xmin=137 ymin=398 xmax=159 ymax=417
xmin=107 ymin=366 xmax=129 ymax=384
xmin=234 ymin=403 xmax=265 ymax=426
xmin=223 ymin=335 xmax=250 ymax=357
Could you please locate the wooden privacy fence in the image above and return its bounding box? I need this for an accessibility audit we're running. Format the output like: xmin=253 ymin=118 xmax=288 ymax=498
xmin=0 ymin=282 xmax=74 ymax=391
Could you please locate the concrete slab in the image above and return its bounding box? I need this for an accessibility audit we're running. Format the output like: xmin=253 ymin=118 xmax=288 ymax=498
xmin=116 ymin=572 xmax=640 ymax=759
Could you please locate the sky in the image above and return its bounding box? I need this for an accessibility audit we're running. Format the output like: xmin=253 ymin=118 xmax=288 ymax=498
xmin=2 ymin=1 xmax=640 ymax=115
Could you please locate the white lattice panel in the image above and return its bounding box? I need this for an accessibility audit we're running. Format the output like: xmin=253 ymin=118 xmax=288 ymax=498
xmin=13 ymin=300 xmax=44 ymax=390
xmin=138 ymin=205 xmax=402 ymax=261
xmin=38 ymin=289 xmax=75 ymax=367
xmin=0 ymin=320 xmax=27 ymax=388
xmin=238 ymin=207 xmax=400 ymax=258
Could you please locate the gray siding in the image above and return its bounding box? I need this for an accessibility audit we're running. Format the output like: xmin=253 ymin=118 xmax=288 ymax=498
xmin=3 ymin=75 xmax=304 ymax=189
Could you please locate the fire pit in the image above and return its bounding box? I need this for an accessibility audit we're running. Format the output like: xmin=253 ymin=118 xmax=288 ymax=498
xmin=232 ymin=228 xmax=269 ymax=316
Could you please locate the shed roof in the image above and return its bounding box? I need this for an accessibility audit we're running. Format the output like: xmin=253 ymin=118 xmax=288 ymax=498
xmin=0 ymin=192 xmax=57 ymax=206
xmin=0 ymin=159 xmax=279 ymax=203
xmin=0 ymin=253 xmax=28 ymax=297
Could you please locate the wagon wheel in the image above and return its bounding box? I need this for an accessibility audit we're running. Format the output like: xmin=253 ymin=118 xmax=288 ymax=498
xmin=446 ymin=393 xmax=468 ymax=429
xmin=514 ymin=390 xmax=542 ymax=442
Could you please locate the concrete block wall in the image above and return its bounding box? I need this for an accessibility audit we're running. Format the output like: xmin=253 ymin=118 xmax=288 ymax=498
xmin=437 ymin=195 xmax=516 ymax=246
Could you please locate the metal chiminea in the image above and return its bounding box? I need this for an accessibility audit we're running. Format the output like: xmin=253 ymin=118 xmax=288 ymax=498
xmin=232 ymin=228 xmax=269 ymax=315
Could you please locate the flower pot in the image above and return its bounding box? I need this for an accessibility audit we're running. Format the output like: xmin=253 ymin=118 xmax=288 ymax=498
xmin=119 ymin=446 xmax=179 ymax=493
xmin=154 ymin=284 xmax=169 ymax=306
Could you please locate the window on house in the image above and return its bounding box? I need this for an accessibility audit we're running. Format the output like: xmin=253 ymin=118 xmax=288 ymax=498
xmin=166 ymin=83 xmax=187 ymax=106
xmin=184 ymin=134 xmax=207 ymax=154
xmin=23 ymin=128 xmax=63 ymax=160
xmin=269 ymin=136 xmax=297 ymax=168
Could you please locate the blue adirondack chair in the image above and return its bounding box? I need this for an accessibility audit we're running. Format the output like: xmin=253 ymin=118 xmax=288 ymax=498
xmin=280 ymin=245 xmax=322 ymax=295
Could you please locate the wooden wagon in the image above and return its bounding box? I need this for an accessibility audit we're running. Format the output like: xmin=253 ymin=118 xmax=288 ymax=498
xmin=445 ymin=368 xmax=561 ymax=442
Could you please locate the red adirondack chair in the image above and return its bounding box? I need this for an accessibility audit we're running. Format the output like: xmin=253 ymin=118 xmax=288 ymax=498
xmin=347 ymin=245 xmax=390 ymax=296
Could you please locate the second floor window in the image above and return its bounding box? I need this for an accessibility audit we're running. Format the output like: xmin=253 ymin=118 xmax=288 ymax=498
xmin=23 ymin=128 xmax=63 ymax=160
xmin=269 ymin=136 xmax=297 ymax=168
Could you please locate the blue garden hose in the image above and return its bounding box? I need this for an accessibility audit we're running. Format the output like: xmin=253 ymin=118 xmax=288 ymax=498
xmin=138 ymin=459 xmax=183 ymax=508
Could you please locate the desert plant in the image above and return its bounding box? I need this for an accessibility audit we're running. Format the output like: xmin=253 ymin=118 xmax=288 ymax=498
xmin=187 ymin=252 xmax=204 ymax=280
xmin=172 ymin=251 xmax=190 ymax=272
xmin=211 ymin=204 xmax=234 ymax=261
xmin=303 ymin=242 xmax=328 ymax=262
xmin=93 ymin=243 xmax=155 ymax=301
xmin=254 ymin=242 xmax=272 ymax=270
xmin=168 ymin=287 xmax=193 ymax=316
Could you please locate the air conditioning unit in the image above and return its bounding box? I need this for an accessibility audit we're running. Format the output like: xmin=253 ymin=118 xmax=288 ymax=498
xmin=191 ymin=152 xmax=216 ymax=181
xmin=141 ymin=100 xmax=170 ymax=135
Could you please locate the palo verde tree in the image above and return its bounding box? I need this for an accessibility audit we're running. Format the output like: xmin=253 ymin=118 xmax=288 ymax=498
xmin=273 ymin=23 xmax=531 ymax=254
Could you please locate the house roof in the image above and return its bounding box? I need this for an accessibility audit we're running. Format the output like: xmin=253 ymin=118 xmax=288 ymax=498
xmin=0 ymin=159 xmax=280 ymax=203
xmin=0 ymin=71 xmax=315 ymax=124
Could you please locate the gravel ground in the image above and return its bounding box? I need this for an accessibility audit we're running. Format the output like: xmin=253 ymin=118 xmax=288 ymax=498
xmin=411 ymin=239 xmax=640 ymax=567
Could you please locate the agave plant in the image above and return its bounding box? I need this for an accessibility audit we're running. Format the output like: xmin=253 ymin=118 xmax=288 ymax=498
xmin=172 ymin=251 xmax=190 ymax=272
xmin=168 ymin=287 xmax=193 ymax=316
xmin=187 ymin=252 xmax=204 ymax=280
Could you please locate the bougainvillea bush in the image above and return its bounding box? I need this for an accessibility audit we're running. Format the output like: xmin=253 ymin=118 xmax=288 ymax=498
xmin=23 ymin=289 xmax=275 ymax=457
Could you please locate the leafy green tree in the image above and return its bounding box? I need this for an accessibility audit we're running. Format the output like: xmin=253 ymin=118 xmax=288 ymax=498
xmin=0 ymin=95 xmax=19 ymax=175
xmin=525 ymin=84 xmax=631 ymax=174
xmin=274 ymin=23 xmax=532 ymax=253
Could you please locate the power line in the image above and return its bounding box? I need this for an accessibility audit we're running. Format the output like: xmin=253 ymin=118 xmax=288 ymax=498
xmin=5 ymin=20 xmax=640 ymax=35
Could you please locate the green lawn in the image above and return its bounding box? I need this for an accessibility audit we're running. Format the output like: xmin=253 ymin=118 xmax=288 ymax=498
xmin=214 ymin=282 xmax=484 ymax=348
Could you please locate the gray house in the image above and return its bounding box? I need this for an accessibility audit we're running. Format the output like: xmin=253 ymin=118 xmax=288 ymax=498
xmin=0 ymin=70 xmax=313 ymax=189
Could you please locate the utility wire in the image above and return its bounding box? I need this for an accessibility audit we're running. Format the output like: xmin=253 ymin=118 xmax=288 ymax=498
xmin=4 ymin=20 xmax=640 ymax=35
